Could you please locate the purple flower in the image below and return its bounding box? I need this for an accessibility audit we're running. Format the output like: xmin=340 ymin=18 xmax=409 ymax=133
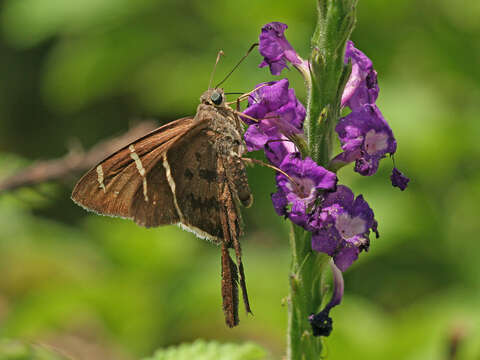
xmin=264 ymin=136 xmax=299 ymax=166
xmin=310 ymin=185 xmax=377 ymax=271
xmin=391 ymin=167 xmax=410 ymax=190
xmin=309 ymin=260 xmax=344 ymax=337
xmin=342 ymin=41 xmax=379 ymax=111
xmin=243 ymin=79 xmax=290 ymax=123
xmin=243 ymin=79 xmax=305 ymax=129
xmin=242 ymin=79 xmax=305 ymax=165
xmin=272 ymin=155 xmax=337 ymax=228
xmin=334 ymin=104 xmax=396 ymax=176
xmin=258 ymin=22 xmax=304 ymax=75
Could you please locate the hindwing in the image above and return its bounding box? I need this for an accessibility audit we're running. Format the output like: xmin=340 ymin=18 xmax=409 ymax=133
xmin=165 ymin=128 xmax=241 ymax=243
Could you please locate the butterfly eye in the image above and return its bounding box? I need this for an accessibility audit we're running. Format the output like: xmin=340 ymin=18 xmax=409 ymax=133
xmin=210 ymin=92 xmax=223 ymax=105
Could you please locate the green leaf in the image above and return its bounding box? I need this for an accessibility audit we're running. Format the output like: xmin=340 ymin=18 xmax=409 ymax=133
xmin=143 ymin=340 xmax=268 ymax=360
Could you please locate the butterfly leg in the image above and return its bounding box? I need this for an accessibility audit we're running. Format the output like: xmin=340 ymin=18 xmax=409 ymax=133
xmin=223 ymin=181 xmax=252 ymax=316
xmin=220 ymin=153 xmax=252 ymax=208
xmin=219 ymin=215 xmax=239 ymax=328
xmin=241 ymin=157 xmax=298 ymax=185
xmin=218 ymin=157 xmax=253 ymax=321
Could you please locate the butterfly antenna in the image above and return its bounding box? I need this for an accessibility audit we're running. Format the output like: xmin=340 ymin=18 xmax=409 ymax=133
xmin=209 ymin=50 xmax=225 ymax=89
xmin=215 ymin=43 xmax=258 ymax=88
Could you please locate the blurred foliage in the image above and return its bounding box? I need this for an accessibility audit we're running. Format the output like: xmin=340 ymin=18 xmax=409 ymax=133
xmin=142 ymin=340 xmax=267 ymax=360
xmin=0 ymin=0 xmax=479 ymax=359
xmin=0 ymin=339 xmax=68 ymax=360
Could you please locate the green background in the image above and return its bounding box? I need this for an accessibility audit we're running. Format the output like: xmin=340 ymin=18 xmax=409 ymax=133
xmin=0 ymin=0 xmax=479 ymax=359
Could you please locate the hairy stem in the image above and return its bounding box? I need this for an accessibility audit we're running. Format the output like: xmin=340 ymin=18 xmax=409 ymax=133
xmin=287 ymin=224 xmax=330 ymax=359
xmin=305 ymin=0 xmax=357 ymax=167
xmin=287 ymin=1 xmax=358 ymax=359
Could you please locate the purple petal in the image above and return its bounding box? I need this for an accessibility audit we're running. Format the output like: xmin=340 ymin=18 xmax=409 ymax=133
xmin=244 ymin=124 xmax=272 ymax=151
xmin=322 ymin=185 xmax=355 ymax=209
xmin=342 ymin=41 xmax=379 ymax=111
xmin=257 ymin=79 xmax=290 ymax=111
xmin=242 ymin=78 xmax=306 ymax=169
xmin=242 ymin=102 xmax=267 ymax=124
xmin=309 ymin=185 xmax=376 ymax=270
xmin=271 ymin=155 xmax=337 ymax=231
xmin=275 ymin=102 xmax=305 ymax=137
xmin=335 ymin=104 xmax=396 ymax=176
xmin=279 ymin=156 xmax=338 ymax=192
xmin=259 ymin=58 xmax=288 ymax=76
xmin=264 ymin=137 xmax=299 ymax=166
xmin=354 ymin=154 xmax=380 ymax=176
xmin=271 ymin=189 xmax=288 ymax=217
xmin=308 ymin=260 xmax=343 ymax=337
xmin=311 ymin=227 xmax=340 ymax=255
xmin=289 ymin=200 xmax=310 ymax=227
xmin=245 ymin=79 xmax=290 ymax=113
xmin=334 ymin=245 xmax=360 ymax=271
xmin=326 ymin=261 xmax=344 ymax=310
xmin=286 ymin=88 xmax=306 ymax=129
xmin=258 ymin=22 xmax=302 ymax=76
xmin=351 ymin=194 xmax=375 ymax=231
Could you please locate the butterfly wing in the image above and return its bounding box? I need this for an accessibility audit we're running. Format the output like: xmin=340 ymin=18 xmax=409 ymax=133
xmin=71 ymin=117 xmax=199 ymax=226
xmin=72 ymin=115 xmax=251 ymax=327
xmin=165 ymin=128 xmax=251 ymax=327
xmin=164 ymin=128 xmax=231 ymax=243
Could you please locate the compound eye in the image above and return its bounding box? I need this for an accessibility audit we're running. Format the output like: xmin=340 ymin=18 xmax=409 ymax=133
xmin=210 ymin=92 xmax=223 ymax=105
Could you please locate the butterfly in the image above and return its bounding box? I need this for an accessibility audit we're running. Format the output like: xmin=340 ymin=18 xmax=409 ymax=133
xmin=71 ymin=82 xmax=259 ymax=327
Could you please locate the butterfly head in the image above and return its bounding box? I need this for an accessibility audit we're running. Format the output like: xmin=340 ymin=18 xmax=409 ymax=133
xmin=201 ymin=88 xmax=225 ymax=107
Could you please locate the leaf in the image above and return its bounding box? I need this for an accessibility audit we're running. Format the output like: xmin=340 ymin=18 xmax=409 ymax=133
xmin=142 ymin=339 xmax=268 ymax=360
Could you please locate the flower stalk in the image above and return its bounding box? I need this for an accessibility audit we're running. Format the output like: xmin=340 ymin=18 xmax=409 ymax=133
xmin=242 ymin=0 xmax=408 ymax=358
xmin=287 ymin=225 xmax=330 ymax=359
xmin=287 ymin=1 xmax=357 ymax=358
xmin=306 ymin=0 xmax=357 ymax=166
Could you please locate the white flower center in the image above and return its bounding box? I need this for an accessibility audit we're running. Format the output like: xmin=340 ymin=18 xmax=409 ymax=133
xmin=364 ymin=129 xmax=388 ymax=155
xmin=286 ymin=177 xmax=316 ymax=201
xmin=335 ymin=213 xmax=366 ymax=239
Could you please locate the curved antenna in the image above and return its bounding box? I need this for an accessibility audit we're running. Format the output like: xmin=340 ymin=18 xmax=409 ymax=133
xmin=209 ymin=50 xmax=225 ymax=89
xmin=215 ymin=43 xmax=258 ymax=88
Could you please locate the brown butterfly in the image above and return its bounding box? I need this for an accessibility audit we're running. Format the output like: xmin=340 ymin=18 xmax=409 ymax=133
xmin=71 ymin=49 xmax=259 ymax=327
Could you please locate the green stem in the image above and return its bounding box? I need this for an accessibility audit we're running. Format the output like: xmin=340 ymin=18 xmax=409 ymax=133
xmin=286 ymin=1 xmax=357 ymax=359
xmin=305 ymin=0 xmax=357 ymax=167
xmin=287 ymin=224 xmax=330 ymax=360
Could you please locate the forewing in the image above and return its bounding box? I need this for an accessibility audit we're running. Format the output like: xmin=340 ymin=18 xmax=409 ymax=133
xmin=72 ymin=118 xmax=196 ymax=226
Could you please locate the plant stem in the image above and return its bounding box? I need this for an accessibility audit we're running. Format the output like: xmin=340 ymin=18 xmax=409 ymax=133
xmin=287 ymin=225 xmax=329 ymax=360
xmin=287 ymin=1 xmax=357 ymax=359
xmin=305 ymin=0 xmax=357 ymax=167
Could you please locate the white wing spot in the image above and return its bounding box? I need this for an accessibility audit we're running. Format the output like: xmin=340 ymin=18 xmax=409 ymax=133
xmin=162 ymin=153 xmax=185 ymax=222
xmin=129 ymin=144 xmax=149 ymax=201
xmin=96 ymin=165 xmax=106 ymax=193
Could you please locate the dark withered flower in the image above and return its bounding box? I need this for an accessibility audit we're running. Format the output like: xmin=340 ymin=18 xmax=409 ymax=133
xmin=391 ymin=167 xmax=410 ymax=190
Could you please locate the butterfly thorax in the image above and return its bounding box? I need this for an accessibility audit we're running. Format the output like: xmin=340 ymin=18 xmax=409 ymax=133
xmin=194 ymin=90 xmax=251 ymax=209
xmin=195 ymin=89 xmax=245 ymax=158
